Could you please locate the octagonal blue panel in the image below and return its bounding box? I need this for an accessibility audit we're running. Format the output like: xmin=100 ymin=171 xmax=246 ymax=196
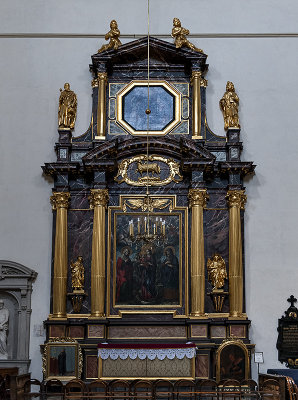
xmin=122 ymin=86 xmax=175 ymax=131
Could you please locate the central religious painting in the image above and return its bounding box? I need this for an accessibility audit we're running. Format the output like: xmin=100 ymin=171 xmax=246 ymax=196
xmin=114 ymin=213 xmax=180 ymax=306
xmin=108 ymin=196 xmax=188 ymax=315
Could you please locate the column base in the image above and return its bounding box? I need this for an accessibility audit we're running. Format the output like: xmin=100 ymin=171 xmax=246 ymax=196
xmin=90 ymin=312 xmax=106 ymax=319
xmin=228 ymin=312 xmax=247 ymax=320
xmin=189 ymin=312 xmax=208 ymax=319
xmin=49 ymin=313 xmax=67 ymax=320
xmin=94 ymin=135 xmax=105 ymax=140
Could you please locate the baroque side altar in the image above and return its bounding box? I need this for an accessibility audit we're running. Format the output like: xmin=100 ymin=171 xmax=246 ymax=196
xmin=42 ymin=25 xmax=255 ymax=381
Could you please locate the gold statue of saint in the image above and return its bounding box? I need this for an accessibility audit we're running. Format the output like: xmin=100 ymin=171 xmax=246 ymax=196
xmin=70 ymin=256 xmax=84 ymax=291
xmin=58 ymin=83 xmax=77 ymax=130
xmin=171 ymin=18 xmax=203 ymax=53
xmin=207 ymin=254 xmax=227 ymax=291
xmin=98 ymin=20 xmax=122 ymax=53
xmin=220 ymin=81 xmax=240 ymax=130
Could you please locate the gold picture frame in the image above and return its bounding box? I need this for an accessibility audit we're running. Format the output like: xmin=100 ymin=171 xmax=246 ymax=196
xmin=42 ymin=337 xmax=82 ymax=381
xmin=106 ymin=195 xmax=188 ymax=317
xmin=216 ymin=338 xmax=249 ymax=382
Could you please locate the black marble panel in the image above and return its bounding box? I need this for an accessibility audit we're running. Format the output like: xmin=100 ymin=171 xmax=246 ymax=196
xmin=67 ymin=201 xmax=93 ymax=313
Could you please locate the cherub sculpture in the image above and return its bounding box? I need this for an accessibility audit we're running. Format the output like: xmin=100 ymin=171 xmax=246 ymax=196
xmin=58 ymin=83 xmax=77 ymax=130
xmin=98 ymin=20 xmax=122 ymax=53
xmin=171 ymin=18 xmax=203 ymax=53
xmin=70 ymin=256 xmax=85 ymax=291
xmin=207 ymin=254 xmax=227 ymax=291
xmin=220 ymin=81 xmax=240 ymax=130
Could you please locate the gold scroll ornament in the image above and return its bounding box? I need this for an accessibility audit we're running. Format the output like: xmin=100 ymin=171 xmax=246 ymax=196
xmin=115 ymin=155 xmax=183 ymax=187
xmin=122 ymin=196 xmax=173 ymax=213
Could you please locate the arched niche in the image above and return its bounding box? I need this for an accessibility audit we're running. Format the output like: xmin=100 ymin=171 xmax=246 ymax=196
xmin=0 ymin=260 xmax=37 ymax=374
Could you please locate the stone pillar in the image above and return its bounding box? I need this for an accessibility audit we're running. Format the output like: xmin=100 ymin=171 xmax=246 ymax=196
xmin=95 ymin=72 xmax=108 ymax=140
xmin=89 ymin=189 xmax=109 ymax=317
xmin=188 ymin=189 xmax=209 ymax=317
xmin=226 ymin=190 xmax=247 ymax=318
xmin=50 ymin=192 xmax=70 ymax=318
xmin=191 ymin=71 xmax=202 ymax=139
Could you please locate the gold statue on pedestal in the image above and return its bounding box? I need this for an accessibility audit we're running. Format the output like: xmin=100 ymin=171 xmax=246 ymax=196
xmin=220 ymin=81 xmax=240 ymax=130
xmin=207 ymin=254 xmax=227 ymax=291
xmin=58 ymin=83 xmax=77 ymax=130
xmin=98 ymin=20 xmax=122 ymax=53
xmin=70 ymin=256 xmax=85 ymax=292
xmin=171 ymin=18 xmax=203 ymax=53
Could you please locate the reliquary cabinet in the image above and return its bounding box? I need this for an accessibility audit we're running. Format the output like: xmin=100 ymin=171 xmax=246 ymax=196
xmin=42 ymin=34 xmax=255 ymax=381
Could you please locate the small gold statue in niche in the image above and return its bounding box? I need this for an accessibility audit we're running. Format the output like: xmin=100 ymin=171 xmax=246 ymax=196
xmin=207 ymin=254 xmax=227 ymax=291
xmin=58 ymin=83 xmax=77 ymax=130
xmin=171 ymin=18 xmax=203 ymax=53
xmin=98 ymin=20 xmax=122 ymax=53
xmin=70 ymin=256 xmax=85 ymax=292
xmin=220 ymin=81 xmax=240 ymax=131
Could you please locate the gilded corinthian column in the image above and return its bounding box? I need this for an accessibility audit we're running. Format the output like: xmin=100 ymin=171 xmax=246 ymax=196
xmin=226 ymin=190 xmax=247 ymax=318
xmin=50 ymin=192 xmax=70 ymax=318
xmin=188 ymin=189 xmax=209 ymax=316
xmin=89 ymin=189 xmax=109 ymax=317
xmin=96 ymin=72 xmax=108 ymax=140
xmin=191 ymin=71 xmax=202 ymax=139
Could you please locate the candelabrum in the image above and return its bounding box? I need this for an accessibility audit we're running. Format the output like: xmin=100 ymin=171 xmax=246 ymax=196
xmin=129 ymin=216 xmax=166 ymax=245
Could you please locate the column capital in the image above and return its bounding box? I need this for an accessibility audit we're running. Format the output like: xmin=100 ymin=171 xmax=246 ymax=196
xmin=50 ymin=192 xmax=70 ymax=210
xmin=97 ymin=72 xmax=108 ymax=81
xmin=188 ymin=189 xmax=209 ymax=208
xmin=191 ymin=70 xmax=202 ymax=83
xmin=89 ymin=189 xmax=109 ymax=209
xmin=226 ymin=190 xmax=246 ymax=209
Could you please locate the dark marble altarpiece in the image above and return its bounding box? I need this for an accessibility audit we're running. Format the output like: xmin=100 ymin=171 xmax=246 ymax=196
xmin=42 ymin=36 xmax=255 ymax=381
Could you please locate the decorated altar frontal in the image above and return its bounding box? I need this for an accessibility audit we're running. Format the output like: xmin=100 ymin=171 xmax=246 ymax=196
xmin=97 ymin=343 xmax=196 ymax=379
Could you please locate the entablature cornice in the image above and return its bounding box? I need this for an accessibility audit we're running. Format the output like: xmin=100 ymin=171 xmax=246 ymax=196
xmin=42 ymin=162 xmax=80 ymax=176
xmin=218 ymin=161 xmax=256 ymax=176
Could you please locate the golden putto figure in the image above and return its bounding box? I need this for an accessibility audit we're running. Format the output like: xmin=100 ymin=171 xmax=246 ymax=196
xmin=207 ymin=254 xmax=227 ymax=290
xmin=220 ymin=81 xmax=240 ymax=130
xmin=98 ymin=19 xmax=122 ymax=53
xmin=58 ymin=83 xmax=77 ymax=130
xmin=70 ymin=256 xmax=85 ymax=291
xmin=171 ymin=18 xmax=203 ymax=53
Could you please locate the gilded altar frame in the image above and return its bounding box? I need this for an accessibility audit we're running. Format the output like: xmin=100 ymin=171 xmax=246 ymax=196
xmin=216 ymin=338 xmax=249 ymax=382
xmin=107 ymin=195 xmax=188 ymax=317
xmin=116 ymin=80 xmax=182 ymax=136
xmin=42 ymin=337 xmax=82 ymax=381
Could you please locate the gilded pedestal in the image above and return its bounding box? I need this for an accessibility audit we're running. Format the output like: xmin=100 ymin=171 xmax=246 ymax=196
xmin=227 ymin=190 xmax=247 ymax=318
xmin=188 ymin=189 xmax=209 ymax=317
xmin=89 ymin=189 xmax=109 ymax=317
xmin=50 ymin=192 xmax=70 ymax=319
